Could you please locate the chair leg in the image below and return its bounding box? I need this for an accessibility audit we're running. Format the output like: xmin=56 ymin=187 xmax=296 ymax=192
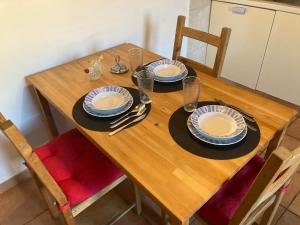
xmin=59 ymin=208 xmax=76 ymax=225
xmin=133 ymin=183 xmax=142 ymax=216
xmin=32 ymin=173 xmax=60 ymax=219
xmin=161 ymin=209 xmax=170 ymax=225
xmin=259 ymin=191 xmax=285 ymax=225
xmin=40 ymin=186 xmax=60 ymax=219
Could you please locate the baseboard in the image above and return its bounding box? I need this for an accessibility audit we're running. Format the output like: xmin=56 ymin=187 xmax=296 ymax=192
xmin=0 ymin=169 xmax=32 ymax=194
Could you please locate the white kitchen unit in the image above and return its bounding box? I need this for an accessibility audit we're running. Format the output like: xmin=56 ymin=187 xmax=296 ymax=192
xmin=257 ymin=12 xmax=300 ymax=105
xmin=207 ymin=1 xmax=275 ymax=88
xmin=205 ymin=0 xmax=300 ymax=105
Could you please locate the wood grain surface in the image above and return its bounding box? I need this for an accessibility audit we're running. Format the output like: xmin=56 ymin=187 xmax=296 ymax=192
xmin=26 ymin=43 xmax=297 ymax=224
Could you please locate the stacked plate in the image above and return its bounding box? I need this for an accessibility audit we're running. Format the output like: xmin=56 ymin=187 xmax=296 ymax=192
xmin=83 ymin=86 xmax=133 ymax=117
xmin=187 ymin=105 xmax=247 ymax=145
xmin=148 ymin=59 xmax=188 ymax=83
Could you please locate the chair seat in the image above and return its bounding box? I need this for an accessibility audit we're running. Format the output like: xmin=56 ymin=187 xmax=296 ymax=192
xmin=35 ymin=129 xmax=123 ymax=206
xmin=196 ymin=155 xmax=265 ymax=225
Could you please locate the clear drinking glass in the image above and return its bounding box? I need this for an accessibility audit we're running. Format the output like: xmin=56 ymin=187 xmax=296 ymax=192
xmin=136 ymin=69 xmax=154 ymax=104
xmin=128 ymin=48 xmax=143 ymax=77
xmin=182 ymin=76 xmax=201 ymax=112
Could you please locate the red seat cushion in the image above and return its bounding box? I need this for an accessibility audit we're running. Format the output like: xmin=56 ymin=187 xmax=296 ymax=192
xmin=197 ymin=155 xmax=265 ymax=225
xmin=35 ymin=129 xmax=123 ymax=206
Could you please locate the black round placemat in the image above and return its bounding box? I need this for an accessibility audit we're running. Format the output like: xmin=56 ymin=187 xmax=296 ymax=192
xmin=132 ymin=65 xmax=196 ymax=93
xmin=169 ymin=101 xmax=261 ymax=160
xmin=72 ymin=87 xmax=151 ymax=131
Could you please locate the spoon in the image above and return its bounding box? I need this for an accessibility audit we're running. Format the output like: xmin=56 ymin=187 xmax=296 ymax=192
xmin=110 ymin=106 xmax=146 ymax=128
xmin=110 ymin=103 xmax=145 ymax=124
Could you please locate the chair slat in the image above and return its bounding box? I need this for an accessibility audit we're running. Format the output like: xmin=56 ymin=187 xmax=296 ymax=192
xmin=229 ymin=146 xmax=300 ymax=225
xmin=177 ymin=56 xmax=214 ymax=76
xmin=182 ymin=27 xmax=221 ymax=47
xmin=172 ymin=15 xmax=231 ymax=78
xmin=213 ymin=28 xmax=231 ymax=77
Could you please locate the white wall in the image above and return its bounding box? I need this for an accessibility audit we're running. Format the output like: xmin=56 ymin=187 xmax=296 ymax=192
xmin=187 ymin=0 xmax=211 ymax=63
xmin=0 ymin=0 xmax=189 ymax=184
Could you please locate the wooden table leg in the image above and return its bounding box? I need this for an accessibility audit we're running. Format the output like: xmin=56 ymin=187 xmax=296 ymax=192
xmin=34 ymin=88 xmax=59 ymax=138
xmin=264 ymin=125 xmax=287 ymax=159
xmin=169 ymin=215 xmax=189 ymax=225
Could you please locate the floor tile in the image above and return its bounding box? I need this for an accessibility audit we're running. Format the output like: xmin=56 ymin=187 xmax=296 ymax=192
xmin=254 ymin=205 xmax=285 ymax=225
xmin=114 ymin=211 xmax=149 ymax=225
xmin=25 ymin=211 xmax=57 ymax=225
xmin=282 ymin=172 xmax=300 ymax=207
xmin=75 ymin=190 xmax=149 ymax=225
xmin=0 ymin=179 xmax=47 ymax=225
xmin=286 ymin=118 xmax=300 ymax=141
xmin=289 ymin=192 xmax=300 ymax=217
xmin=271 ymin=206 xmax=286 ymax=225
xmin=0 ymin=177 xmax=151 ymax=225
xmin=276 ymin=210 xmax=300 ymax=225
xmin=281 ymin=135 xmax=300 ymax=151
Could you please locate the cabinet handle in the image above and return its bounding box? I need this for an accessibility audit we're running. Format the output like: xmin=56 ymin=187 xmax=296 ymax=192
xmin=232 ymin=7 xmax=247 ymax=15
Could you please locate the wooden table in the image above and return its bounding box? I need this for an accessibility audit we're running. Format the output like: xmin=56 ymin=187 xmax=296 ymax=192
xmin=26 ymin=43 xmax=297 ymax=225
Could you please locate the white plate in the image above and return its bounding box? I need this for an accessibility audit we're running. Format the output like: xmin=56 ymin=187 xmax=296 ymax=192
xmin=83 ymin=98 xmax=133 ymax=118
xmin=84 ymin=86 xmax=132 ymax=115
xmin=187 ymin=115 xmax=247 ymax=146
xmin=191 ymin=105 xmax=246 ymax=139
xmin=148 ymin=59 xmax=188 ymax=83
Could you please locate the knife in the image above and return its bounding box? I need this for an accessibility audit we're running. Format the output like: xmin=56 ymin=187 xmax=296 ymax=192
xmin=109 ymin=114 xmax=147 ymax=136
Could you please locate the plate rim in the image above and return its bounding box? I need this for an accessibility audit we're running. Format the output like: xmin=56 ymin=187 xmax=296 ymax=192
xmin=187 ymin=115 xmax=248 ymax=146
xmin=83 ymin=97 xmax=134 ymax=118
xmin=148 ymin=59 xmax=188 ymax=83
xmin=84 ymin=86 xmax=132 ymax=112
xmin=191 ymin=105 xmax=246 ymax=139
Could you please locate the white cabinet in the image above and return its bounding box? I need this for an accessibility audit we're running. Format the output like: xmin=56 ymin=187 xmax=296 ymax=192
xmin=207 ymin=1 xmax=275 ymax=88
xmin=257 ymin=12 xmax=300 ymax=105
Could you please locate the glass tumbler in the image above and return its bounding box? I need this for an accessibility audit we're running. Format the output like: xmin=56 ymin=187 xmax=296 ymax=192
xmin=136 ymin=69 xmax=154 ymax=104
xmin=182 ymin=76 xmax=201 ymax=112
xmin=128 ymin=48 xmax=143 ymax=77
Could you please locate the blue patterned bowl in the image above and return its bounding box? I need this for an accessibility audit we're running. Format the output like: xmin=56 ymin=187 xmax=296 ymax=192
xmin=148 ymin=59 xmax=188 ymax=83
xmin=191 ymin=105 xmax=246 ymax=139
xmin=187 ymin=115 xmax=247 ymax=145
xmin=84 ymin=86 xmax=133 ymax=115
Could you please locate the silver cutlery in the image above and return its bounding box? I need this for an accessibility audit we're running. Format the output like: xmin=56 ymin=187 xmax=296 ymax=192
xmin=214 ymin=98 xmax=256 ymax=123
xmin=109 ymin=114 xmax=147 ymax=136
xmin=110 ymin=107 xmax=146 ymax=128
xmin=214 ymin=98 xmax=257 ymax=132
xmin=110 ymin=103 xmax=145 ymax=124
xmin=246 ymin=123 xmax=257 ymax=132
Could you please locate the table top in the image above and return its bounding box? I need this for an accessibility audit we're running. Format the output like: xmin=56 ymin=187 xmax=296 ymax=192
xmin=27 ymin=43 xmax=297 ymax=223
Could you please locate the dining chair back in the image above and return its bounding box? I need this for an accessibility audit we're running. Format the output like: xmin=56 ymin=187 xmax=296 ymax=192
xmin=172 ymin=15 xmax=231 ymax=78
xmin=196 ymin=146 xmax=300 ymax=225
xmin=231 ymin=146 xmax=300 ymax=225
xmin=0 ymin=113 xmax=141 ymax=225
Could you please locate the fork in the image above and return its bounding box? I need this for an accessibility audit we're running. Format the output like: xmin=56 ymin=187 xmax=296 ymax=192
xmin=214 ymin=98 xmax=257 ymax=132
xmin=109 ymin=114 xmax=147 ymax=136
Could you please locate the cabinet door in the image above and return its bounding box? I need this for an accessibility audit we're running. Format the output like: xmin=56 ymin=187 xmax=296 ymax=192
xmin=207 ymin=1 xmax=275 ymax=88
xmin=257 ymin=12 xmax=300 ymax=105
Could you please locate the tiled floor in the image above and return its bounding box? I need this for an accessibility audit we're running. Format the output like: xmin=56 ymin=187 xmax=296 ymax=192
xmin=0 ymin=119 xmax=299 ymax=225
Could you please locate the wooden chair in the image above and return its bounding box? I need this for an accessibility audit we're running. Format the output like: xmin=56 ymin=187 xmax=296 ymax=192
xmin=172 ymin=15 xmax=231 ymax=78
xmin=193 ymin=146 xmax=300 ymax=225
xmin=0 ymin=113 xmax=141 ymax=225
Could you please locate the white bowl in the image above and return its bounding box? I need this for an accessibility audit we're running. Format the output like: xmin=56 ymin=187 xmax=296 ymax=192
xmin=190 ymin=105 xmax=246 ymax=139
xmin=148 ymin=59 xmax=188 ymax=82
xmin=84 ymin=86 xmax=132 ymax=115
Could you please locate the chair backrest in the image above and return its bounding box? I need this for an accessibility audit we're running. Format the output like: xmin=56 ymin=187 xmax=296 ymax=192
xmin=172 ymin=15 xmax=231 ymax=78
xmin=0 ymin=113 xmax=68 ymax=207
xmin=229 ymin=146 xmax=300 ymax=225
